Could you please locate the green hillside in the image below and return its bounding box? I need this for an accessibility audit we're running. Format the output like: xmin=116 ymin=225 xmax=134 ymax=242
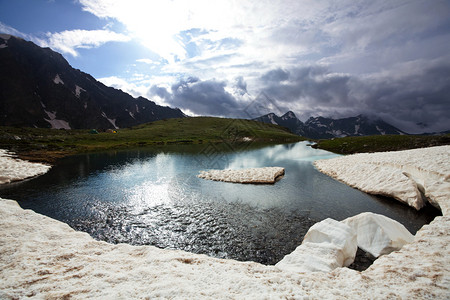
xmin=0 ymin=117 xmax=304 ymax=162
xmin=314 ymin=134 xmax=450 ymax=154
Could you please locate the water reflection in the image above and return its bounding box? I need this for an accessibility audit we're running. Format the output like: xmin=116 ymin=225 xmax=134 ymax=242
xmin=0 ymin=142 xmax=439 ymax=265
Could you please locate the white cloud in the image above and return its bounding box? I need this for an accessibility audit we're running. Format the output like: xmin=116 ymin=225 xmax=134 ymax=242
xmin=136 ymin=58 xmax=160 ymax=65
xmin=75 ymin=0 xmax=450 ymax=131
xmin=99 ymin=76 xmax=147 ymax=98
xmin=44 ymin=29 xmax=130 ymax=56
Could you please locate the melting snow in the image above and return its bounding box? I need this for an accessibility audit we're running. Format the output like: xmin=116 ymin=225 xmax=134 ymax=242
xmin=44 ymin=110 xmax=71 ymax=129
xmin=314 ymin=146 xmax=450 ymax=211
xmin=101 ymin=111 xmax=118 ymax=129
xmin=276 ymin=218 xmax=357 ymax=273
xmin=0 ymin=147 xmax=449 ymax=298
xmin=53 ymin=74 xmax=64 ymax=85
xmin=126 ymin=109 xmax=135 ymax=119
xmin=268 ymin=114 xmax=278 ymax=125
xmin=0 ymin=43 xmax=7 ymax=49
xmin=0 ymin=149 xmax=51 ymax=184
xmin=198 ymin=167 xmax=285 ymax=184
xmin=75 ymin=85 xmax=85 ymax=98
xmin=376 ymin=125 xmax=386 ymax=135
xmin=343 ymin=212 xmax=414 ymax=257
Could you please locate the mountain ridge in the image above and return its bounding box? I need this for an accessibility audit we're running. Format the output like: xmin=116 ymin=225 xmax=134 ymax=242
xmin=0 ymin=34 xmax=185 ymax=129
xmin=254 ymin=111 xmax=407 ymax=139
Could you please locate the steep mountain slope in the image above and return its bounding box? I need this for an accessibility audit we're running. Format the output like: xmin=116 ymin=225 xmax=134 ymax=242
xmin=255 ymin=111 xmax=406 ymax=139
xmin=0 ymin=34 xmax=185 ymax=129
xmin=255 ymin=111 xmax=307 ymax=136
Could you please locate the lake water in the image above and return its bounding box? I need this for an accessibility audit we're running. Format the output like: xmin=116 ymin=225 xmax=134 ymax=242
xmin=0 ymin=142 xmax=439 ymax=265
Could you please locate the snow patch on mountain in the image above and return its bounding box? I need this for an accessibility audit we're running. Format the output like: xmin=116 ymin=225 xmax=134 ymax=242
xmin=101 ymin=111 xmax=118 ymax=129
xmin=268 ymin=114 xmax=278 ymax=125
xmin=376 ymin=126 xmax=386 ymax=135
xmin=126 ymin=109 xmax=135 ymax=119
xmin=53 ymin=74 xmax=64 ymax=85
xmin=44 ymin=110 xmax=71 ymax=129
xmin=75 ymin=85 xmax=85 ymax=98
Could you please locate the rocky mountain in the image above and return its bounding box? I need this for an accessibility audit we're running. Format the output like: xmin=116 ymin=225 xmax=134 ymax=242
xmin=255 ymin=111 xmax=406 ymax=139
xmin=0 ymin=34 xmax=185 ymax=129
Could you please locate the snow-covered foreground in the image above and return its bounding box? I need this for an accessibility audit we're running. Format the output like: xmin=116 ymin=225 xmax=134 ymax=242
xmin=0 ymin=149 xmax=51 ymax=184
xmin=1 ymin=146 xmax=449 ymax=298
xmin=198 ymin=167 xmax=285 ymax=183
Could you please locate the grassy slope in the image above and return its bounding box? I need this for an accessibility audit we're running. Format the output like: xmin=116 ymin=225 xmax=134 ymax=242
xmin=0 ymin=117 xmax=304 ymax=162
xmin=313 ymin=134 xmax=450 ymax=154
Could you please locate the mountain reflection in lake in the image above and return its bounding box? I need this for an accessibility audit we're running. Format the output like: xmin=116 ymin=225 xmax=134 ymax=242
xmin=0 ymin=142 xmax=439 ymax=265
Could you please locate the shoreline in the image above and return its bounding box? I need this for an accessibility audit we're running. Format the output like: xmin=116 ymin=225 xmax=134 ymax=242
xmin=0 ymin=146 xmax=449 ymax=298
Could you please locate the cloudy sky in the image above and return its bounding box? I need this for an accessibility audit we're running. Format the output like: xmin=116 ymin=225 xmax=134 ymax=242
xmin=1 ymin=0 xmax=449 ymax=133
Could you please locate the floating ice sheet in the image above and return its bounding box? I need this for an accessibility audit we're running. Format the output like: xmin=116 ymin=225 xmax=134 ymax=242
xmin=198 ymin=167 xmax=285 ymax=184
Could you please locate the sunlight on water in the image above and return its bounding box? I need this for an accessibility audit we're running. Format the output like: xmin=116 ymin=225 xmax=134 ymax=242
xmin=0 ymin=142 xmax=439 ymax=265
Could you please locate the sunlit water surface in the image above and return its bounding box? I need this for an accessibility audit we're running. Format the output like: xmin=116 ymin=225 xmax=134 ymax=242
xmin=0 ymin=142 xmax=439 ymax=265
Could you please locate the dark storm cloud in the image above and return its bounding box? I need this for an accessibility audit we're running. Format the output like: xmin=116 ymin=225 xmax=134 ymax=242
xmin=234 ymin=76 xmax=247 ymax=96
xmin=150 ymin=77 xmax=241 ymax=117
xmin=260 ymin=65 xmax=352 ymax=108
xmin=260 ymin=68 xmax=290 ymax=82
xmin=258 ymin=63 xmax=450 ymax=133
xmin=356 ymin=63 xmax=450 ymax=133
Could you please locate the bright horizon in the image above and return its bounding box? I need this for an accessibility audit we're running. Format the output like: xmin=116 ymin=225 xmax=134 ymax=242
xmin=1 ymin=0 xmax=449 ymax=133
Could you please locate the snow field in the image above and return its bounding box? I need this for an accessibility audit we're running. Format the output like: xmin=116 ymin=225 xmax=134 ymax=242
xmin=0 ymin=149 xmax=51 ymax=184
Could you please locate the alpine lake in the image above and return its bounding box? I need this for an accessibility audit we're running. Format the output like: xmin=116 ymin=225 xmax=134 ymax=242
xmin=0 ymin=141 xmax=440 ymax=268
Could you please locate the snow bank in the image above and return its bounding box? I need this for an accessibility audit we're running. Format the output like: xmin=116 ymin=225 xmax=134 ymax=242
xmin=343 ymin=212 xmax=414 ymax=257
xmin=1 ymin=197 xmax=449 ymax=299
xmin=314 ymin=145 xmax=450 ymax=211
xmin=198 ymin=167 xmax=285 ymax=184
xmin=276 ymin=218 xmax=357 ymax=273
xmin=0 ymin=149 xmax=51 ymax=184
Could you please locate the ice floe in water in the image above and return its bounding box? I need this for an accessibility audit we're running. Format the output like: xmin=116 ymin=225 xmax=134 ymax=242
xmin=198 ymin=167 xmax=285 ymax=184
xmin=0 ymin=149 xmax=51 ymax=184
